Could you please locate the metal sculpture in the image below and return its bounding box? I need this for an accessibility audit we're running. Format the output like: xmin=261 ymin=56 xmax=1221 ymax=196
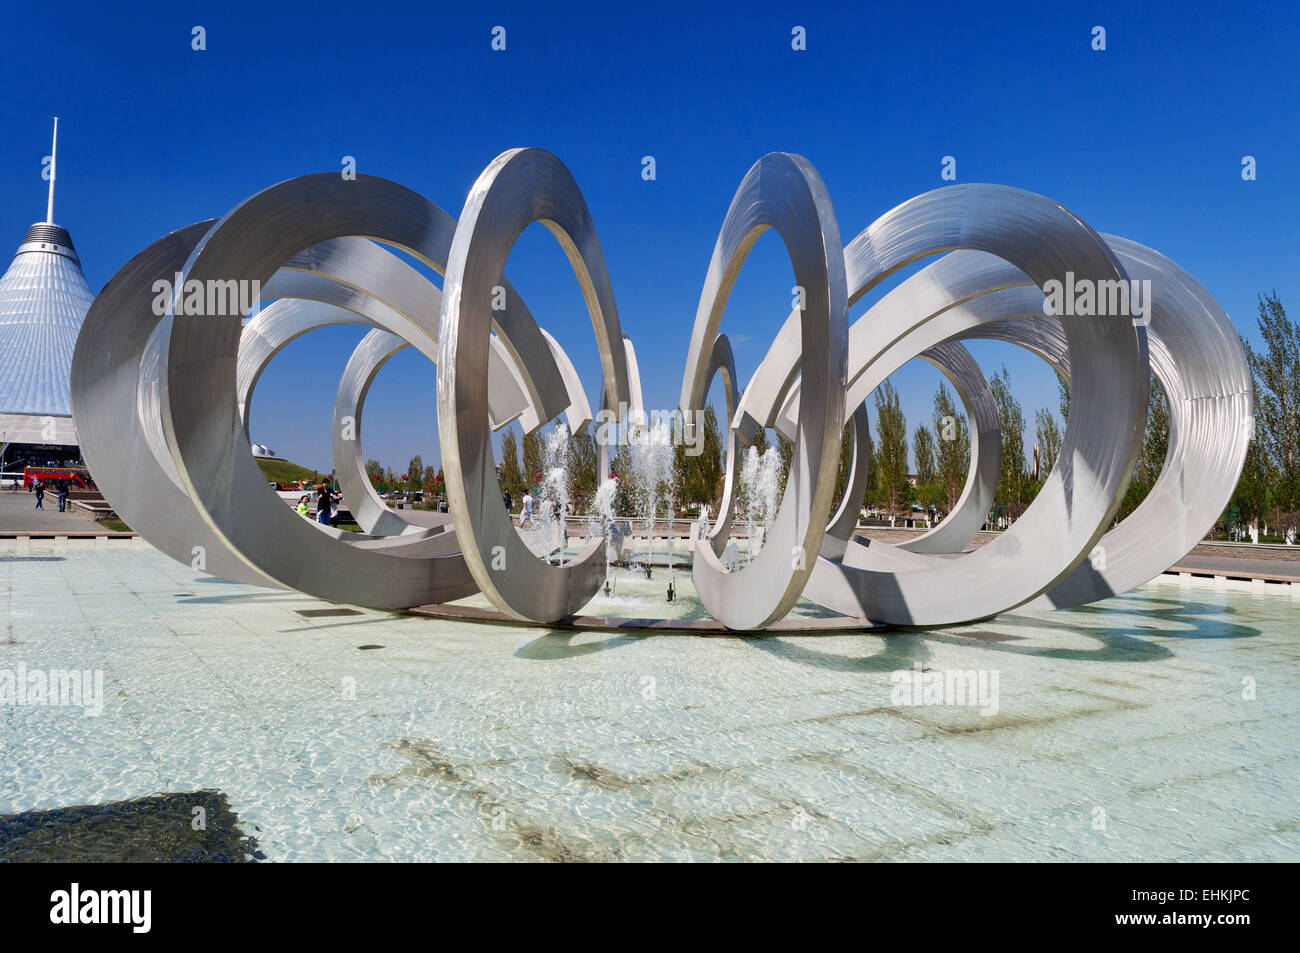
xmin=71 ymin=149 xmax=1252 ymax=630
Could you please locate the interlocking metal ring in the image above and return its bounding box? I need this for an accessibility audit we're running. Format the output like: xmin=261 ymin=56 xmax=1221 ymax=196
xmin=72 ymin=150 xmax=1251 ymax=630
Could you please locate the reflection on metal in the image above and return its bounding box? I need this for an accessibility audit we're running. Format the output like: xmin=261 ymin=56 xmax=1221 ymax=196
xmin=72 ymin=151 xmax=1250 ymax=630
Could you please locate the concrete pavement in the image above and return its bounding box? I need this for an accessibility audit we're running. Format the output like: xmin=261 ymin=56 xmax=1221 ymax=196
xmin=0 ymin=489 xmax=121 ymax=535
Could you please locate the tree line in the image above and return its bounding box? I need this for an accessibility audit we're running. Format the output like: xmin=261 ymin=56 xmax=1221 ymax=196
xmin=363 ymin=455 xmax=443 ymax=500
xmin=1226 ymin=292 xmax=1299 ymax=541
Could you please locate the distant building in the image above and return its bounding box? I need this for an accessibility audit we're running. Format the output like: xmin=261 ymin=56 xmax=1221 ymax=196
xmin=0 ymin=120 xmax=94 ymax=477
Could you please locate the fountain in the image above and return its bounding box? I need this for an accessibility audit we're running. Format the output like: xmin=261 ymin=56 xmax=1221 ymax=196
xmin=593 ymin=476 xmax=620 ymax=595
xmin=693 ymin=502 xmax=711 ymax=542
xmin=738 ymin=444 xmax=780 ymax=561
xmin=628 ymin=418 xmax=674 ymax=579
xmin=538 ymin=423 xmax=571 ymax=564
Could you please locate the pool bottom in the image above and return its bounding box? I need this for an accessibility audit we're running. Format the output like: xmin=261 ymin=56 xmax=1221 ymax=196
xmin=0 ymin=542 xmax=1296 ymax=862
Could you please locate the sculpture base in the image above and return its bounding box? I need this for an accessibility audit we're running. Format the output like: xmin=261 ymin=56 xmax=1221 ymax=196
xmin=406 ymin=602 xmax=881 ymax=634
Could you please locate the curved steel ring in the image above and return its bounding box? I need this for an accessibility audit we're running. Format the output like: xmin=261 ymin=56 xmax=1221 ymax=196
xmin=922 ymin=240 xmax=1250 ymax=611
xmin=235 ymin=269 xmax=580 ymax=539
xmin=770 ymin=228 xmax=1246 ymax=621
xmin=71 ymin=222 xmax=285 ymax=588
xmin=438 ymin=148 xmax=632 ymax=623
xmin=159 ymin=175 xmax=494 ymax=609
xmin=681 ymin=152 xmax=848 ymax=630
xmin=814 ymin=235 xmax=1249 ymax=611
xmin=680 ymin=332 xmax=743 ymax=556
xmin=724 ymin=183 xmax=1148 ymax=626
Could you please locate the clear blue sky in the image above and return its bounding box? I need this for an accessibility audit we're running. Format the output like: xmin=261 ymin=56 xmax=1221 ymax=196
xmin=2 ymin=0 xmax=1296 ymax=474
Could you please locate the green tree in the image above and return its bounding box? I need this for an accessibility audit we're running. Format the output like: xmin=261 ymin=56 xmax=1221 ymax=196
xmin=499 ymin=427 xmax=524 ymax=500
xmin=913 ymin=424 xmax=937 ymax=487
xmin=861 ymin=441 xmax=882 ymax=511
xmin=777 ymin=432 xmax=794 ymax=500
xmin=831 ymin=421 xmax=855 ymax=511
xmin=1034 ymin=408 xmax=1062 ymax=478
xmin=1249 ymin=293 xmax=1300 ymax=527
xmin=610 ymin=444 xmax=635 ymax=516
xmin=989 ymin=365 xmax=1027 ymax=524
xmin=568 ymin=428 xmax=599 ymax=512
xmin=911 ymin=423 xmax=939 ymax=516
xmin=873 ymin=379 xmax=909 ymax=522
xmin=406 ymin=455 xmax=424 ymax=498
xmin=522 ymin=431 xmax=543 ymax=491
xmin=676 ymin=404 xmax=724 ymax=511
xmin=1228 ymin=429 xmax=1274 ymax=534
xmin=932 ymin=380 xmax=971 ymax=517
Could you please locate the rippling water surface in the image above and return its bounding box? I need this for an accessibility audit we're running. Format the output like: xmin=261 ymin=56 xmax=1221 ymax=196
xmin=1 ymin=541 xmax=1296 ymax=861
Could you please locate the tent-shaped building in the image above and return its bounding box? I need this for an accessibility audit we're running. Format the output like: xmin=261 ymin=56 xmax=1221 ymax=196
xmin=0 ymin=120 xmax=94 ymax=477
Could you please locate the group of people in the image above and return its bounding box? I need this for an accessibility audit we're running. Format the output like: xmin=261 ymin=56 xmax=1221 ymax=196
xmin=502 ymin=489 xmax=566 ymax=528
xmin=30 ymin=479 xmax=70 ymax=512
xmin=297 ymin=484 xmax=343 ymax=525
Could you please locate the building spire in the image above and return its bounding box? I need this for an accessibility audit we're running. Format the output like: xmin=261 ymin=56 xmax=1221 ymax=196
xmin=46 ymin=117 xmax=58 ymax=224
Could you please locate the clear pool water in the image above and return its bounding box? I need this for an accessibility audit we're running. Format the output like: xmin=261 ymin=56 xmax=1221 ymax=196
xmin=1 ymin=540 xmax=1296 ymax=861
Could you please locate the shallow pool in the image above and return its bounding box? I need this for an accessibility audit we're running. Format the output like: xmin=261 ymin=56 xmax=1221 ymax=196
xmin=1 ymin=541 xmax=1296 ymax=861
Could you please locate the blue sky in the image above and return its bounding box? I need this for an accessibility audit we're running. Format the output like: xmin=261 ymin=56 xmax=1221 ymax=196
xmin=2 ymin=0 xmax=1297 ymax=474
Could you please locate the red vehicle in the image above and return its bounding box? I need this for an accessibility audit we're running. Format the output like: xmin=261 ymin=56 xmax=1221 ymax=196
xmin=23 ymin=465 xmax=93 ymax=488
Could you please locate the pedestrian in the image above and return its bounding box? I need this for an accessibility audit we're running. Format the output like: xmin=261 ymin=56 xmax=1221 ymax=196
xmin=521 ymin=490 xmax=534 ymax=526
xmin=57 ymin=479 xmax=68 ymax=512
xmin=331 ymin=490 xmax=343 ymax=526
xmin=297 ymin=495 xmax=310 ymax=517
xmin=503 ymin=489 xmax=513 ymax=513
xmin=316 ymin=483 xmax=332 ymax=525
xmin=34 ymin=481 xmax=44 ymax=510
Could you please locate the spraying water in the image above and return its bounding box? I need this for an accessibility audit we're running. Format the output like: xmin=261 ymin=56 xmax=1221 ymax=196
xmin=594 ymin=476 xmax=622 ymax=570
xmin=629 ymin=419 xmax=674 ymax=576
xmin=738 ymin=444 xmax=780 ymax=560
xmin=693 ymin=502 xmax=711 ymax=545
xmin=538 ymin=423 xmax=571 ymax=564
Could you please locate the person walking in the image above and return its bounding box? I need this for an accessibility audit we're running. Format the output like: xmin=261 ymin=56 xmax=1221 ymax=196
xmin=521 ymin=490 xmax=534 ymax=527
xmin=297 ymin=495 xmax=310 ymax=517
xmin=57 ymin=479 xmax=69 ymax=512
xmin=316 ymin=483 xmax=332 ymax=525
xmin=503 ymin=489 xmax=513 ymax=513
xmin=34 ymin=481 xmax=44 ymax=510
